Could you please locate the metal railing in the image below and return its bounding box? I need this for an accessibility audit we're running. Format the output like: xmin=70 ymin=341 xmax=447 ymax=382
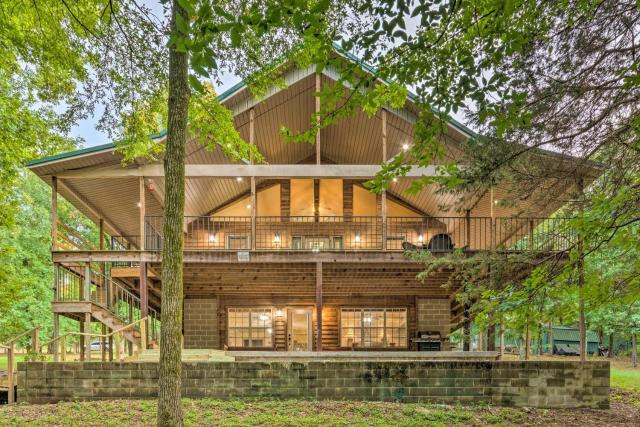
xmin=256 ymin=216 xmax=383 ymax=250
xmin=143 ymin=215 xmax=575 ymax=253
xmin=54 ymin=266 xmax=158 ymax=337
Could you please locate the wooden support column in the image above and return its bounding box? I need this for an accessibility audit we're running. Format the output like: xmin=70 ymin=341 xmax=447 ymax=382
xmin=251 ymin=177 xmax=256 ymax=250
xmin=465 ymin=209 xmax=471 ymax=248
xmin=249 ymin=108 xmax=255 ymax=163
xmin=315 ymin=73 xmax=321 ymax=164
xmin=7 ymin=343 xmax=14 ymax=403
xmin=84 ymin=312 xmax=92 ymax=361
xmin=140 ymin=261 xmax=148 ymax=349
xmin=79 ymin=320 xmax=86 ymax=361
xmin=381 ymin=110 xmax=387 ymax=250
xmin=101 ymin=324 xmax=107 ymax=361
xmin=139 ymin=176 xmax=146 ymax=250
xmin=51 ymin=176 xmax=58 ymax=250
xmin=53 ymin=313 xmax=60 ymax=362
xmin=316 ymin=262 xmax=323 ymax=351
xmin=314 ymin=179 xmax=320 ymax=222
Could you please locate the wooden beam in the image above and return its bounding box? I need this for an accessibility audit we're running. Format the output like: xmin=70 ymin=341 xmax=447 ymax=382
xmin=57 ymin=179 xmax=126 ymax=239
xmin=55 ymin=164 xmax=442 ymax=179
xmin=53 ymin=250 xmax=453 ymax=264
xmin=381 ymin=111 xmax=387 ymax=249
xmin=51 ymin=176 xmax=58 ymax=251
xmin=315 ymin=73 xmax=321 ymax=165
xmin=251 ymin=177 xmax=256 ymax=250
xmin=249 ymin=107 xmax=255 ymax=164
xmin=316 ymin=262 xmax=323 ymax=351
xmin=140 ymin=261 xmax=148 ymax=349
xmin=139 ymin=177 xmax=146 ymax=249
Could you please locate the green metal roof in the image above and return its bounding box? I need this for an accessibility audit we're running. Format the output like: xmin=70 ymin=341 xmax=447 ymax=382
xmin=549 ymin=327 xmax=599 ymax=343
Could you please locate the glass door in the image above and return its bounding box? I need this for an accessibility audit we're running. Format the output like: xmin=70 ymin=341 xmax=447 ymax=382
xmin=287 ymin=309 xmax=312 ymax=351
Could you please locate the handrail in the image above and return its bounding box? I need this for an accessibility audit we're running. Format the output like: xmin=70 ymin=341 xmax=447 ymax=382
xmin=1 ymin=327 xmax=39 ymax=346
xmin=39 ymin=316 xmax=151 ymax=364
xmin=1 ymin=327 xmax=39 ymax=404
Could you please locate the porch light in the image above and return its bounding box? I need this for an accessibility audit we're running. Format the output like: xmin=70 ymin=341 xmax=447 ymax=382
xmin=273 ymin=232 xmax=281 ymax=244
xmin=417 ymin=234 xmax=424 ymax=243
xmin=354 ymin=231 xmax=361 ymax=243
xmin=246 ymin=204 xmax=251 ymax=209
xmin=402 ymin=143 xmax=410 ymax=151
xmin=276 ymin=309 xmax=283 ymax=317
xmin=137 ymin=202 xmax=142 ymax=208
xmin=236 ymin=177 xmax=243 ymax=182
xmin=392 ymin=177 xmax=398 ymax=183
xmin=208 ymin=234 xmax=217 ymax=243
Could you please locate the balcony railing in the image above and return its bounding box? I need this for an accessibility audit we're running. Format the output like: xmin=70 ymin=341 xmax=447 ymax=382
xmin=142 ymin=215 xmax=575 ymax=252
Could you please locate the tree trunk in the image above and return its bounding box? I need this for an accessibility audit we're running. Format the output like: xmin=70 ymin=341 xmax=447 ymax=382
xmin=524 ymin=324 xmax=530 ymax=361
xmin=548 ymin=319 xmax=553 ymax=354
xmin=608 ymin=333 xmax=614 ymax=358
xmin=576 ymin=176 xmax=587 ymax=363
xmin=499 ymin=323 xmax=505 ymax=359
xmin=537 ymin=323 xmax=542 ymax=356
xmin=157 ymin=1 xmax=189 ymax=425
xmin=632 ymin=335 xmax=637 ymax=368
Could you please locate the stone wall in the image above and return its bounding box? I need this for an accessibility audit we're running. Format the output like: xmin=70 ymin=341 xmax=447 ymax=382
xmin=417 ymin=298 xmax=451 ymax=349
xmin=18 ymin=360 xmax=609 ymax=408
xmin=184 ymin=298 xmax=218 ymax=349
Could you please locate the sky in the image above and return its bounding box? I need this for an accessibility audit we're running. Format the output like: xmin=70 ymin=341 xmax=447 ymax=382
xmin=72 ymin=73 xmax=242 ymax=147
xmin=71 ymin=1 xmax=470 ymax=148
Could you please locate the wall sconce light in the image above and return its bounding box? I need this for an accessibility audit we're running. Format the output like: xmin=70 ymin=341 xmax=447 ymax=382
xmin=392 ymin=177 xmax=398 ymax=183
xmin=137 ymin=202 xmax=142 ymax=208
xmin=354 ymin=231 xmax=361 ymax=243
xmin=493 ymin=199 xmax=500 ymax=206
xmin=417 ymin=234 xmax=424 ymax=243
xmin=246 ymin=204 xmax=252 ymax=209
xmin=273 ymin=232 xmax=281 ymax=244
xmin=236 ymin=177 xmax=243 ymax=182
xmin=209 ymin=234 xmax=217 ymax=243
xmin=276 ymin=309 xmax=283 ymax=317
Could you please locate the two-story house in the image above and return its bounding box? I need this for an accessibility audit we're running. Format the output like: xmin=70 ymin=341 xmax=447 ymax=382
xmin=27 ymin=53 xmax=597 ymax=359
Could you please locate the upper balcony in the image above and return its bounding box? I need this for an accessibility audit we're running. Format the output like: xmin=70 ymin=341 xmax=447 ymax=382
xmin=129 ymin=215 xmax=573 ymax=253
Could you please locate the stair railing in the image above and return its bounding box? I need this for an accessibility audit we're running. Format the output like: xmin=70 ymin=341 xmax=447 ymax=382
xmin=1 ymin=327 xmax=39 ymax=404
xmin=39 ymin=316 xmax=151 ymax=363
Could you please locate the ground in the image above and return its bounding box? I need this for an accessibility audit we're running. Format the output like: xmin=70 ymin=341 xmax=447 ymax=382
xmin=0 ymin=355 xmax=638 ymax=426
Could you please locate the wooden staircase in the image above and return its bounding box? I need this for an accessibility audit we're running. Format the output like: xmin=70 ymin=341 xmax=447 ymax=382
xmin=90 ymin=304 xmax=142 ymax=345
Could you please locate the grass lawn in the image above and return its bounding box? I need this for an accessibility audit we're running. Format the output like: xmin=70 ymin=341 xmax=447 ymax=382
xmin=0 ymin=397 xmax=638 ymax=427
xmin=611 ymin=367 xmax=640 ymax=391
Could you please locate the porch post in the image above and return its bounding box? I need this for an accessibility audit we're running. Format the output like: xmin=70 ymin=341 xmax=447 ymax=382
xmin=316 ymin=262 xmax=323 ymax=351
xmin=84 ymin=312 xmax=92 ymax=361
xmin=251 ymin=177 xmax=256 ymax=250
xmin=381 ymin=110 xmax=387 ymax=250
xmin=51 ymin=176 xmax=58 ymax=250
xmin=315 ymin=73 xmax=321 ymax=164
xmin=79 ymin=320 xmax=85 ymax=361
xmin=53 ymin=313 xmax=60 ymax=362
xmin=139 ymin=176 xmax=146 ymax=249
xmin=140 ymin=261 xmax=148 ymax=349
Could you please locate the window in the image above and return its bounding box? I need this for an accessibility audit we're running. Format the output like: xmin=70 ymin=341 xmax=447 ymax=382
xmin=226 ymin=235 xmax=249 ymax=249
xmin=227 ymin=308 xmax=273 ymax=348
xmin=340 ymin=308 xmax=407 ymax=348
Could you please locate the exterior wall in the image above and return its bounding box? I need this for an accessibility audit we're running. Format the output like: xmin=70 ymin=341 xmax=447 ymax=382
xmin=184 ymin=298 xmax=219 ymax=349
xmin=18 ymin=361 xmax=610 ymax=408
xmin=211 ymin=296 xmax=418 ymax=351
xmin=417 ymin=298 xmax=451 ymax=350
